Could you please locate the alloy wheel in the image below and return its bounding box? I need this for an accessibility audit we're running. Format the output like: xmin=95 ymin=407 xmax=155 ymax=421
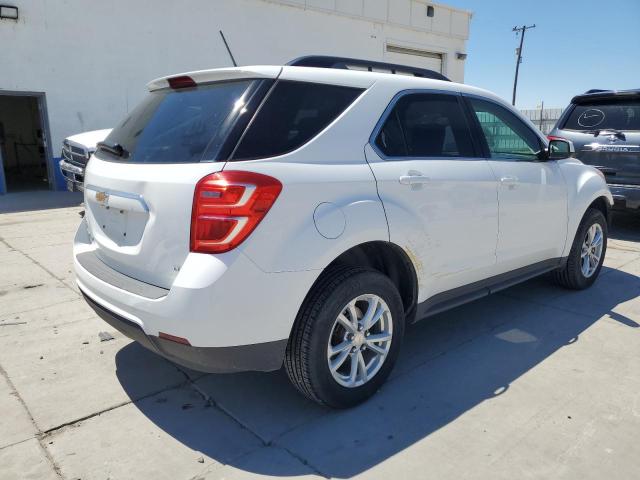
xmin=581 ymin=223 xmax=603 ymax=278
xmin=326 ymin=294 xmax=393 ymax=388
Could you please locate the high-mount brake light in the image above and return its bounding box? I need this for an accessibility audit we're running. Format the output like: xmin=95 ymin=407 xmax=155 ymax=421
xmin=190 ymin=171 xmax=282 ymax=254
xmin=168 ymin=76 xmax=197 ymax=89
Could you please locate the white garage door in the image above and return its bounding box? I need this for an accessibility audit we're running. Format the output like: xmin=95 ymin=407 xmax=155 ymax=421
xmin=384 ymin=44 xmax=443 ymax=74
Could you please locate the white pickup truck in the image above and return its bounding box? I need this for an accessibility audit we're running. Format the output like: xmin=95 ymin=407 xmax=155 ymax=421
xmin=59 ymin=129 xmax=111 ymax=191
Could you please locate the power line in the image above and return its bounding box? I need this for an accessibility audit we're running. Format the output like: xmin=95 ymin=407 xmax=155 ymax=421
xmin=512 ymin=24 xmax=536 ymax=106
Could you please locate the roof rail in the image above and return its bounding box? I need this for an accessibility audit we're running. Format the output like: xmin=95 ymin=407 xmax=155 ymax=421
xmin=287 ymin=55 xmax=450 ymax=82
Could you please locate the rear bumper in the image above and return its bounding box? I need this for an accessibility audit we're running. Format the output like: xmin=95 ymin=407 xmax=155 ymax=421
xmin=73 ymin=219 xmax=318 ymax=373
xmin=609 ymin=184 xmax=640 ymax=211
xmin=81 ymin=291 xmax=287 ymax=373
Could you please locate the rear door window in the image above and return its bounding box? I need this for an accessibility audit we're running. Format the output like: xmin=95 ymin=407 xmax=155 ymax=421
xmin=563 ymin=99 xmax=640 ymax=131
xmin=99 ymin=80 xmax=259 ymax=163
xmin=231 ymin=81 xmax=363 ymax=160
xmin=374 ymin=93 xmax=475 ymax=158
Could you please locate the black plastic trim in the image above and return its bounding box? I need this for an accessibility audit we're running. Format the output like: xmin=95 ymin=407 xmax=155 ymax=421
xmin=415 ymin=257 xmax=566 ymax=321
xmin=155 ymin=336 xmax=288 ymax=374
xmin=287 ymin=55 xmax=450 ymax=81
xmin=81 ymin=291 xmax=158 ymax=353
xmin=80 ymin=289 xmax=288 ymax=373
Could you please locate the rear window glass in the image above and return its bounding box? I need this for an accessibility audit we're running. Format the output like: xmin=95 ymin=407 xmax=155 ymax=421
xmin=99 ymin=80 xmax=256 ymax=163
xmin=375 ymin=93 xmax=475 ymax=158
xmin=563 ymin=99 xmax=640 ymax=131
xmin=232 ymin=81 xmax=363 ymax=160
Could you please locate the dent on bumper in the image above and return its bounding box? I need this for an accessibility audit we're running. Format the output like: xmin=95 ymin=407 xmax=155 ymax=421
xmin=81 ymin=290 xmax=288 ymax=373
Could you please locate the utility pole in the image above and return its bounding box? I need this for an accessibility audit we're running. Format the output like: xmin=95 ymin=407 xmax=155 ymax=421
xmin=512 ymin=24 xmax=536 ymax=106
xmin=539 ymin=100 xmax=545 ymax=131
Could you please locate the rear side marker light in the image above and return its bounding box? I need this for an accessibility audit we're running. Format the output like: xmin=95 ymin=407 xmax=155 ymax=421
xmin=159 ymin=332 xmax=191 ymax=346
xmin=168 ymin=75 xmax=197 ymax=89
xmin=190 ymin=171 xmax=282 ymax=254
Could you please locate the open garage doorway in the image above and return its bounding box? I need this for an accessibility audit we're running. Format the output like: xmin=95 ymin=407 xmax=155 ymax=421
xmin=0 ymin=92 xmax=53 ymax=193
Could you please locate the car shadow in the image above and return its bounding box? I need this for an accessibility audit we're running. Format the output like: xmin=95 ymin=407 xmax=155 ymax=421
xmin=610 ymin=211 xmax=640 ymax=242
xmin=115 ymin=268 xmax=639 ymax=478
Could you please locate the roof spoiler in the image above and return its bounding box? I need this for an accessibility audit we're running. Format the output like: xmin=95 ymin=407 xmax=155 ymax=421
xmin=287 ymin=55 xmax=450 ymax=81
xmin=572 ymin=88 xmax=640 ymax=104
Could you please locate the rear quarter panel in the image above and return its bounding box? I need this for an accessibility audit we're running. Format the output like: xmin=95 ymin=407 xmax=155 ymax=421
xmin=223 ymin=82 xmax=390 ymax=273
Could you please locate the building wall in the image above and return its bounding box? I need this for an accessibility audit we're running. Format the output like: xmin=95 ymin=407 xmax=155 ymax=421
xmin=0 ymin=0 xmax=470 ymax=189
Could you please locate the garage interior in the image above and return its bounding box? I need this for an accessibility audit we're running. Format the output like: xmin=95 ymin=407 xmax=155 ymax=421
xmin=0 ymin=94 xmax=50 ymax=193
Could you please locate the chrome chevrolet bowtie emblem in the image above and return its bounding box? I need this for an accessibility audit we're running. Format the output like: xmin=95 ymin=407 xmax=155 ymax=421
xmin=95 ymin=191 xmax=109 ymax=205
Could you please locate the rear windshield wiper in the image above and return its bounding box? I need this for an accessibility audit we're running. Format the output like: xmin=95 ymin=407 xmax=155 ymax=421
xmin=97 ymin=141 xmax=129 ymax=158
xmin=586 ymin=129 xmax=626 ymax=140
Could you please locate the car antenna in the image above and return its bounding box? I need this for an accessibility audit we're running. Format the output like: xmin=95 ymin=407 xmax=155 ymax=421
xmin=219 ymin=30 xmax=238 ymax=67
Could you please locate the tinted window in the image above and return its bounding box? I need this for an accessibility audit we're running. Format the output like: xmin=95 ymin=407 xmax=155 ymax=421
xmin=563 ymin=99 xmax=640 ymax=131
xmin=100 ymin=80 xmax=257 ymax=163
xmin=232 ymin=81 xmax=363 ymax=160
xmin=469 ymin=97 xmax=541 ymax=160
xmin=375 ymin=93 xmax=474 ymax=158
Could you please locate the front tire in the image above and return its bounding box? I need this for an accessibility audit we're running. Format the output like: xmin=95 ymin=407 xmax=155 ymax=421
xmin=553 ymin=208 xmax=607 ymax=289
xmin=285 ymin=266 xmax=404 ymax=408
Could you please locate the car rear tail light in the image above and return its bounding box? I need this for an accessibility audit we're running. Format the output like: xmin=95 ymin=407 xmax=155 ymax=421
xmin=190 ymin=171 xmax=282 ymax=254
xmin=547 ymin=135 xmax=567 ymax=141
xmin=168 ymin=75 xmax=197 ymax=89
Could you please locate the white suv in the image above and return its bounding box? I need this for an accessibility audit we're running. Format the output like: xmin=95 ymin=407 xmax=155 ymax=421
xmin=74 ymin=57 xmax=613 ymax=408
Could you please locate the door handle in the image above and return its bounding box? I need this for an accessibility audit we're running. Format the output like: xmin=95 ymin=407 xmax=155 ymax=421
xmin=399 ymin=175 xmax=431 ymax=185
xmin=500 ymin=175 xmax=519 ymax=185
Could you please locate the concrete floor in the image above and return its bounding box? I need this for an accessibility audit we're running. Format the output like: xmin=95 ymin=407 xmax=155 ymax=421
xmin=1 ymin=191 xmax=639 ymax=480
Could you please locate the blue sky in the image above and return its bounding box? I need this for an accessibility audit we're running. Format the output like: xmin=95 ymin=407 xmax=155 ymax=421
xmin=447 ymin=0 xmax=640 ymax=109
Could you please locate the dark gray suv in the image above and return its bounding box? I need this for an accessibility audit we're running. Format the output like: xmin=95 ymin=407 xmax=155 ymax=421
xmin=550 ymin=89 xmax=640 ymax=212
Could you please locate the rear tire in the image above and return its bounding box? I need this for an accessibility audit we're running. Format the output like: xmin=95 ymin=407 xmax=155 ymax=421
xmin=552 ymin=208 xmax=607 ymax=289
xmin=285 ymin=266 xmax=404 ymax=408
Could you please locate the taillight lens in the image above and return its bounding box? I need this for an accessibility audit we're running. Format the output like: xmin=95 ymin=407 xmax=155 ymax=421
xmin=168 ymin=75 xmax=197 ymax=89
xmin=190 ymin=171 xmax=282 ymax=254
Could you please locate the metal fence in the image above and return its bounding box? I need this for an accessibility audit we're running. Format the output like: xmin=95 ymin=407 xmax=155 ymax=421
xmin=519 ymin=107 xmax=565 ymax=135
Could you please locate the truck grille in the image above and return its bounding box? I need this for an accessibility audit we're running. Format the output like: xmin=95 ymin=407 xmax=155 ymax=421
xmin=62 ymin=142 xmax=89 ymax=167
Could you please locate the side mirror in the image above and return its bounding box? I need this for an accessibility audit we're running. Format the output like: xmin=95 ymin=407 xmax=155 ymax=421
xmin=546 ymin=136 xmax=575 ymax=160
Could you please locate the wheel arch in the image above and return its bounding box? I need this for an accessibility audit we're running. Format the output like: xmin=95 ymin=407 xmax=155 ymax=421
xmin=588 ymin=195 xmax=612 ymax=227
xmin=321 ymin=241 xmax=419 ymax=323
xmin=562 ymin=165 xmax=613 ymax=257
